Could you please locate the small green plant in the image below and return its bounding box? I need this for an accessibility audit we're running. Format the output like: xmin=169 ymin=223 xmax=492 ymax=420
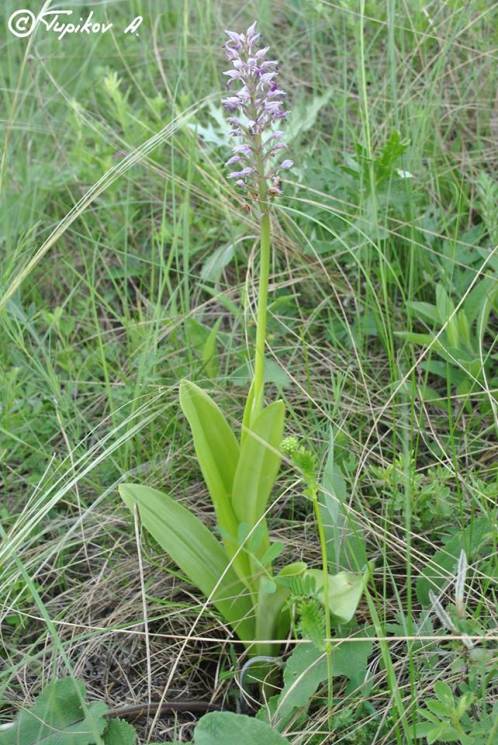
xmin=0 ymin=677 xmax=141 ymax=745
xmin=412 ymin=550 xmax=498 ymax=744
xmin=416 ymin=516 xmax=496 ymax=607
xmin=397 ymin=281 xmax=497 ymax=402
xmin=258 ymin=637 xmax=373 ymax=731
xmin=120 ymin=22 xmax=366 ymax=659
xmin=369 ymin=453 xmax=454 ymax=530
xmin=414 ymin=681 xmax=497 ymax=744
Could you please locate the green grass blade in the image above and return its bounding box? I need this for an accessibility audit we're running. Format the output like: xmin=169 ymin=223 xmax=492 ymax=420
xmin=319 ymin=430 xmax=367 ymax=573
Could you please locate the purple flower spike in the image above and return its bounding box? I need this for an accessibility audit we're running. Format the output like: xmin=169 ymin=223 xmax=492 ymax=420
xmin=222 ymin=22 xmax=292 ymax=195
xmin=228 ymin=166 xmax=255 ymax=179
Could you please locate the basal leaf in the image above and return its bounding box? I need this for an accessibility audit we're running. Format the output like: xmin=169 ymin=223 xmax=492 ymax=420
xmin=232 ymin=400 xmax=285 ymax=539
xmin=439 ymin=344 xmax=477 ymax=365
xmin=120 ymin=484 xmax=254 ymax=641
xmin=420 ymin=360 xmax=460 ymax=383
xmin=179 ymin=379 xmax=239 ymax=501
xmin=0 ymin=677 xmax=107 ymax=745
xmin=435 ymin=284 xmax=455 ymax=325
xmin=194 ymin=712 xmax=290 ymax=745
xmin=464 ymin=276 xmax=497 ymax=324
xmin=395 ymin=331 xmax=435 ymax=346
xmin=445 ymin=317 xmax=460 ymax=349
xmin=406 ymin=301 xmax=438 ymax=325
xmin=103 ymin=719 xmax=137 ymax=745
xmin=179 ymin=380 xmax=246 ymax=575
xmin=433 ymin=298 xmax=462 ymax=353
xmin=456 ymin=310 xmax=471 ymax=350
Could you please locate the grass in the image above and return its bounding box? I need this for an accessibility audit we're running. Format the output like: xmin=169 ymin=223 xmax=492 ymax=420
xmin=0 ymin=0 xmax=497 ymax=743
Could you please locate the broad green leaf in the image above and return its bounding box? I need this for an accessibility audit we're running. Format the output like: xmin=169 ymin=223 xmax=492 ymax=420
xmin=179 ymin=380 xmax=246 ymax=576
xmin=179 ymin=379 xmax=239 ymax=500
xmin=456 ymin=310 xmax=471 ymax=350
xmin=476 ymin=171 xmax=498 ymax=245
xmin=418 ymin=383 xmax=447 ymax=410
xmin=232 ymin=400 xmax=285 ymax=533
xmin=416 ymin=517 xmax=494 ymax=605
xmin=201 ymin=242 xmax=236 ymax=283
xmin=187 ymin=103 xmax=232 ymax=147
xmin=395 ymin=331 xmax=434 ymax=346
xmin=259 ymin=541 xmax=285 ymax=567
xmin=446 ymin=318 xmax=460 ymax=349
xmin=420 ymin=360 xmax=461 ymax=383
xmin=435 ymin=345 xmax=481 ymax=378
xmin=419 ymin=710 xmax=440 ymax=724
xmin=194 ymin=712 xmax=290 ymax=745
xmin=375 ymin=130 xmax=409 ymax=184
xmin=185 ymin=318 xmax=211 ymax=353
xmin=464 ymin=276 xmax=497 ymax=324
xmin=426 ymin=700 xmax=451 ymax=718
xmin=120 ymin=484 xmax=254 ymax=641
xmin=455 ymin=379 xmax=471 ymax=399
xmin=231 ymin=359 xmax=291 ymax=389
xmin=103 ymin=719 xmax=136 ymax=745
xmin=263 ymin=360 xmax=292 ymax=388
xmin=406 ymin=301 xmax=438 ymax=325
xmin=414 ymin=721 xmax=438 ymax=739
xmin=307 ymin=569 xmax=366 ymax=623
xmin=0 ymin=677 xmax=107 ymax=745
xmin=285 ymin=90 xmax=333 ymax=143
xmin=321 ymin=431 xmax=348 ymax=505
xmin=278 ymin=561 xmax=308 ymax=578
xmin=278 ymin=642 xmax=325 ymax=721
xmin=436 ymin=284 xmax=455 ymax=324
xmin=474 ymin=286 xmax=498 ymax=351
xmin=273 ymin=638 xmax=372 ymax=724
xmin=319 ymin=430 xmax=367 ymax=573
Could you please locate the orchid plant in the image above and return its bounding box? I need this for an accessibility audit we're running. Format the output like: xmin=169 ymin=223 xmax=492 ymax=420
xmin=120 ymin=23 xmax=366 ymax=659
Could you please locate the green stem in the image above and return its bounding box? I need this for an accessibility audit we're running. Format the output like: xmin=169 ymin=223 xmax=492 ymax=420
xmin=252 ymin=208 xmax=271 ymax=421
xmin=247 ymin=126 xmax=272 ymax=425
xmin=312 ymin=483 xmax=333 ymax=728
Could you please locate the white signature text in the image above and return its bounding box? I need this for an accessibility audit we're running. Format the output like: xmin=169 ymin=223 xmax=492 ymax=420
xmin=8 ymin=8 xmax=143 ymax=40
